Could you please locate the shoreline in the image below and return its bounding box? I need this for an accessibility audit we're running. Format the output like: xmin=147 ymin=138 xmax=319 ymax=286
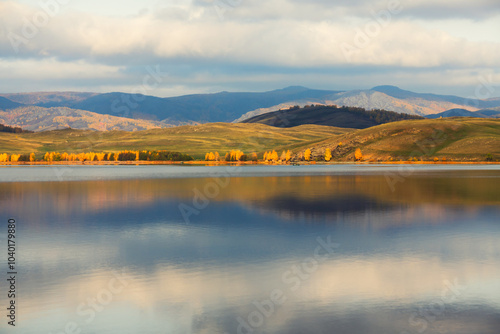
xmin=1 ymin=161 xmax=499 ymax=166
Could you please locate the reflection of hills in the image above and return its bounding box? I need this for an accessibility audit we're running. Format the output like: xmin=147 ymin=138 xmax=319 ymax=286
xmin=1 ymin=172 xmax=498 ymax=229
xmin=252 ymin=194 xmax=394 ymax=220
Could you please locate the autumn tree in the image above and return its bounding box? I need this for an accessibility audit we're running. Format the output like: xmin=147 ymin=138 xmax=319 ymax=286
xmin=270 ymin=150 xmax=279 ymax=162
xmin=30 ymin=152 xmax=36 ymax=162
xmin=355 ymin=148 xmax=363 ymax=161
xmin=325 ymin=148 xmax=332 ymax=162
xmin=285 ymin=150 xmax=291 ymax=162
xmin=280 ymin=151 xmax=287 ymax=161
xmin=10 ymin=154 xmax=21 ymax=162
xmin=304 ymin=149 xmax=311 ymax=161
xmin=205 ymin=152 xmax=218 ymax=161
xmin=96 ymin=153 xmax=106 ymax=161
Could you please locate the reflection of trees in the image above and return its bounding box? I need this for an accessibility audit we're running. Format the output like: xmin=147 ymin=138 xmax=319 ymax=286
xmin=1 ymin=172 xmax=498 ymax=228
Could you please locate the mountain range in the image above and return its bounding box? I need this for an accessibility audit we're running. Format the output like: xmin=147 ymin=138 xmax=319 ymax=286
xmin=1 ymin=86 xmax=500 ymax=131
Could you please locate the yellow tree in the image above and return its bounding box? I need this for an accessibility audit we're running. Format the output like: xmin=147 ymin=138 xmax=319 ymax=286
xmin=30 ymin=152 xmax=36 ymax=162
xmin=96 ymin=153 xmax=106 ymax=161
xmin=325 ymin=148 xmax=332 ymax=162
xmin=304 ymin=149 xmax=311 ymax=161
xmin=205 ymin=152 xmax=210 ymax=161
xmin=10 ymin=154 xmax=21 ymax=162
xmin=355 ymin=148 xmax=363 ymax=161
xmin=0 ymin=153 xmax=8 ymax=162
xmin=285 ymin=150 xmax=291 ymax=162
xmin=77 ymin=153 xmax=86 ymax=162
xmin=263 ymin=151 xmax=268 ymax=161
xmin=236 ymin=150 xmax=244 ymax=161
xmin=270 ymin=150 xmax=279 ymax=162
xmin=61 ymin=152 xmax=69 ymax=161
xmin=208 ymin=152 xmax=216 ymax=161
xmin=280 ymin=151 xmax=287 ymax=161
xmin=214 ymin=152 xmax=220 ymax=161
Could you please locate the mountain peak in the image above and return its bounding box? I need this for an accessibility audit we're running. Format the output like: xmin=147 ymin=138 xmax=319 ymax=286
xmin=278 ymin=86 xmax=310 ymax=93
xmin=370 ymin=85 xmax=420 ymax=99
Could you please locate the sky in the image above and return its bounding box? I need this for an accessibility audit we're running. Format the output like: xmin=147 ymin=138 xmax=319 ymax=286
xmin=0 ymin=0 xmax=499 ymax=98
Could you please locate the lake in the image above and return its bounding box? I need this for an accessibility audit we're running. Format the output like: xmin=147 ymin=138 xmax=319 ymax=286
xmin=1 ymin=165 xmax=499 ymax=334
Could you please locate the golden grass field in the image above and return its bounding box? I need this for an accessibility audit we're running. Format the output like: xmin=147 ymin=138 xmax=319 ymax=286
xmin=0 ymin=123 xmax=351 ymax=160
xmin=1 ymin=118 xmax=499 ymax=162
xmin=298 ymin=117 xmax=500 ymax=162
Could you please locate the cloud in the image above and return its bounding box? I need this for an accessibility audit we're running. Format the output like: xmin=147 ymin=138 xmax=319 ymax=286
xmin=0 ymin=0 xmax=499 ymax=96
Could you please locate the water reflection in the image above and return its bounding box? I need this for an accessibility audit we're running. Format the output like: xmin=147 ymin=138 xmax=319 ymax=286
xmin=0 ymin=169 xmax=499 ymax=333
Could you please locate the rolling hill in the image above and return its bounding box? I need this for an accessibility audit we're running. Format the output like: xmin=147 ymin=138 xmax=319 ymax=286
xmin=2 ymin=118 xmax=499 ymax=162
xmin=295 ymin=118 xmax=500 ymax=162
xmin=241 ymin=105 xmax=423 ymax=129
xmin=0 ymin=123 xmax=351 ymax=159
xmin=0 ymin=106 xmax=169 ymax=132
xmin=0 ymin=96 xmax=24 ymax=110
xmin=426 ymin=108 xmax=500 ymax=119
xmin=0 ymin=92 xmax=97 ymax=107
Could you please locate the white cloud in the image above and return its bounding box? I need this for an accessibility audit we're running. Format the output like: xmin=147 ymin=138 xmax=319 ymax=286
xmin=0 ymin=0 xmax=499 ymax=95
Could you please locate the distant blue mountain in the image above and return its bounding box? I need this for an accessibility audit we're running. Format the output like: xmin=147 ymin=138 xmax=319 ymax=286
xmin=426 ymin=108 xmax=500 ymax=119
xmin=2 ymin=86 xmax=500 ymax=126
xmin=0 ymin=96 xmax=24 ymax=110
xmin=372 ymin=85 xmax=500 ymax=109
xmin=69 ymin=86 xmax=341 ymax=124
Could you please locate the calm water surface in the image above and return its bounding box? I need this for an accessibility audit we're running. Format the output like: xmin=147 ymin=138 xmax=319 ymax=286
xmin=0 ymin=165 xmax=499 ymax=334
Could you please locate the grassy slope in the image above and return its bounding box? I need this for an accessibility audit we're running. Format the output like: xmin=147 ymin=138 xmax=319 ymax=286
xmin=0 ymin=123 xmax=352 ymax=159
xmin=2 ymin=118 xmax=500 ymax=161
xmin=296 ymin=117 xmax=500 ymax=161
